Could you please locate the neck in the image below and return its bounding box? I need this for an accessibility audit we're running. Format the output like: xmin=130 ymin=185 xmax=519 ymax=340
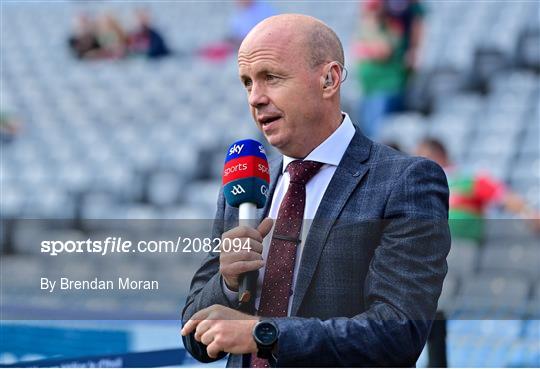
xmin=287 ymin=110 xmax=344 ymax=159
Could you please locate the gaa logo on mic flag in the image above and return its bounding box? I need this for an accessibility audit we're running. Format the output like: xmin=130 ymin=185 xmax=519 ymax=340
xmin=223 ymin=139 xmax=270 ymax=208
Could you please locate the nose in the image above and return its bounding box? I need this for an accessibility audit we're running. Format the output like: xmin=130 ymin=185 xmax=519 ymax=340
xmin=248 ymin=82 xmax=270 ymax=108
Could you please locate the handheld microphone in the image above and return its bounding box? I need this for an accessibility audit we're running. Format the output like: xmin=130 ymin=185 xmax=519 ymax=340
xmin=223 ymin=139 xmax=270 ymax=308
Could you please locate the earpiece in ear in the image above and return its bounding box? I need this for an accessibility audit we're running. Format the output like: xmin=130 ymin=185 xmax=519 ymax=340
xmin=324 ymin=72 xmax=333 ymax=87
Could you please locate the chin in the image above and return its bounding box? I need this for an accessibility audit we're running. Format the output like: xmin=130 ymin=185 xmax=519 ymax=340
xmin=265 ymin=134 xmax=286 ymax=150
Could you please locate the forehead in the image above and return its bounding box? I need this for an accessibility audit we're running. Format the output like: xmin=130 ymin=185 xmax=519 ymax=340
xmin=238 ymin=33 xmax=306 ymax=74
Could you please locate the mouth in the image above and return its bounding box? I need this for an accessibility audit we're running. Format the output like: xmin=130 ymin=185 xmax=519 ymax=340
xmin=258 ymin=115 xmax=282 ymax=128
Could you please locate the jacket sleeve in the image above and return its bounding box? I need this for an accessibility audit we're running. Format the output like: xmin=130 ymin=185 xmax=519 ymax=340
xmin=269 ymin=158 xmax=451 ymax=367
xmin=181 ymin=188 xmax=240 ymax=363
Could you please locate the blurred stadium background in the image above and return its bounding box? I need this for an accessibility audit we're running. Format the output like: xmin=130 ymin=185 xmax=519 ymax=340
xmin=1 ymin=0 xmax=539 ymax=367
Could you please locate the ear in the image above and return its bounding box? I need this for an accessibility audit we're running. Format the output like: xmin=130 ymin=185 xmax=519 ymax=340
xmin=324 ymin=72 xmax=333 ymax=87
xmin=322 ymin=63 xmax=342 ymax=99
xmin=319 ymin=73 xmax=328 ymax=90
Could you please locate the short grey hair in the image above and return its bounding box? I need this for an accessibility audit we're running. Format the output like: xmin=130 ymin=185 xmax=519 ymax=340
xmin=304 ymin=23 xmax=344 ymax=69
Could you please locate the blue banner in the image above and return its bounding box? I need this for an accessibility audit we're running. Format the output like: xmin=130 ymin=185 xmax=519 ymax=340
xmin=0 ymin=349 xmax=187 ymax=368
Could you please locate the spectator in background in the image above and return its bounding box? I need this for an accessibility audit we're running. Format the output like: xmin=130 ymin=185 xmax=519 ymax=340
xmin=384 ymin=0 xmax=424 ymax=70
xmin=128 ymin=9 xmax=170 ymax=59
xmin=353 ymin=0 xmax=424 ymax=139
xmin=229 ymin=0 xmax=277 ymax=46
xmin=68 ymin=13 xmax=100 ymax=59
xmin=69 ymin=13 xmax=127 ymax=60
xmin=199 ymin=0 xmax=277 ymax=62
xmin=415 ymin=138 xmax=540 ymax=243
xmin=0 ymin=112 xmax=21 ymax=144
xmin=93 ymin=14 xmax=128 ymax=60
xmin=416 ymin=138 xmax=540 ymax=368
xmin=383 ymin=140 xmax=402 ymax=151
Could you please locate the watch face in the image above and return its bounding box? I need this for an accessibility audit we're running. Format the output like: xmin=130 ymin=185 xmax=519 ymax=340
xmin=255 ymin=322 xmax=277 ymax=345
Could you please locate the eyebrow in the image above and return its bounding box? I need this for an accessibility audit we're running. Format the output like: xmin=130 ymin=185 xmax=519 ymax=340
xmin=239 ymin=65 xmax=284 ymax=81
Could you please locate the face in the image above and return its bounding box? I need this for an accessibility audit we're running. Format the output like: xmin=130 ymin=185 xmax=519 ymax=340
xmin=238 ymin=32 xmax=325 ymax=158
xmin=415 ymin=144 xmax=444 ymax=167
xmin=136 ymin=10 xmax=150 ymax=27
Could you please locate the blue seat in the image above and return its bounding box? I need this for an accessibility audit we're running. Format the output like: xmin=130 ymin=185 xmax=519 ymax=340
xmin=455 ymin=274 xmax=530 ymax=316
xmin=479 ymin=244 xmax=540 ymax=280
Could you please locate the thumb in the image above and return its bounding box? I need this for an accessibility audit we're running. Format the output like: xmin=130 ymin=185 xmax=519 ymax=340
xmin=257 ymin=217 xmax=274 ymax=238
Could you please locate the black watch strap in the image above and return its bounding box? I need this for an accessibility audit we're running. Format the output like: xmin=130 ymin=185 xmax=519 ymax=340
xmin=255 ymin=351 xmax=277 ymax=366
xmin=256 ymin=345 xmax=274 ymax=359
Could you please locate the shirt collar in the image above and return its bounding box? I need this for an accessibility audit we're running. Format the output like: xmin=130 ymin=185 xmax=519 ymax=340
xmin=281 ymin=113 xmax=356 ymax=174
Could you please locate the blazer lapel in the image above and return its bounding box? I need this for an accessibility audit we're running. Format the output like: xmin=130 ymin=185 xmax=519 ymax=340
xmin=291 ymin=130 xmax=372 ymax=316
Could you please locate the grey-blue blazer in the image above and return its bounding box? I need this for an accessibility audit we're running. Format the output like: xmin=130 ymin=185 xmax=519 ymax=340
xmin=182 ymin=127 xmax=450 ymax=367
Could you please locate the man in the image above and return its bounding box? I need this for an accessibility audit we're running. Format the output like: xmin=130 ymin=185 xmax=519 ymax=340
xmin=67 ymin=13 xmax=101 ymax=60
xmin=229 ymin=0 xmax=278 ymax=46
xmin=199 ymin=0 xmax=276 ymax=62
xmin=182 ymin=14 xmax=450 ymax=367
xmin=128 ymin=9 xmax=170 ymax=59
xmin=353 ymin=0 xmax=425 ymax=138
xmin=416 ymin=138 xmax=540 ymax=243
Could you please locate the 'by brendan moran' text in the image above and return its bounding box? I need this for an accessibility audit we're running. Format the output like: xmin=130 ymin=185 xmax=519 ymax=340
xmin=40 ymin=277 xmax=159 ymax=292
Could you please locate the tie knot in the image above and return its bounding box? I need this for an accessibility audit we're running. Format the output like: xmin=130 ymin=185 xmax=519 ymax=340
xmin=287 ymin=160 xmax=323 ymax=185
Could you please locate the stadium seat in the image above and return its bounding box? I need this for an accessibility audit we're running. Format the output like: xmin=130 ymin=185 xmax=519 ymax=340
xmin=446 ymin=240 xmax=479 ymax=276
xmin=455 ymin=274 xmax=530 ymax=316
xmin=438 ymin=274 xmax=459 ymax=312
xmin=479 ymin=244 xmax=540 ymax=280
xmin=144 ymin=170 xmax=184 ymax=207
xmin=515 ymin=27 xmax=540 ymax=73
xmin=467 ymin=47 xmax=510 ymax=94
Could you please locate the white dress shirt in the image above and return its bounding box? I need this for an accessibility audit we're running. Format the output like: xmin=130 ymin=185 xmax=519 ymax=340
xmin=223 ymin=113 xmax=356 ymax=316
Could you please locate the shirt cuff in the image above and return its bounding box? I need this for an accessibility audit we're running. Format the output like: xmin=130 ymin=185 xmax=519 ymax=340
xmin=221 ymin=276 xmax=238 ymax=303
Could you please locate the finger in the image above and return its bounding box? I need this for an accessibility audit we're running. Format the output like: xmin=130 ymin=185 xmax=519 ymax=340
xmin=181 ymin=319 xmax=199 ymax=336
xmin=221 ymin=240 xmax=263 ymax=258
xmin=245 ymin=240 xmax=263 ymax=254
xmin=257 ymin=217 xmax=274 ymax=238
xmin=219 ymin=251 xmax=261 ymax=280
xmin=223 ymin=226 xmax=263 ymax=243
xmin=221 ymin=236 xmax=262 ymax=254
xmin=222 ymin=252 xmax=263 ymax=268
xmin=194 ymin=319 xmax=213 ymax=342
xmin=207 ymin=340 xmax=222 ymax=359
xmin=226 ymin=260 xmax=265 ymax=275
xmin=181 ymin=307 xmax=211 ymax=336
xmin=200 ymin=327 xmax=215 ymax=346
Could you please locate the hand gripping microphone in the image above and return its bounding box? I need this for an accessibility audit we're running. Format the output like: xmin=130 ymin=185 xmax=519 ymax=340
xmin=223 ymin=139 xmax=270 ymax=308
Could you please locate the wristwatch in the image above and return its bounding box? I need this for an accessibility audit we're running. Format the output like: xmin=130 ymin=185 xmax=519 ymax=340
xmin=252 ymin=320 xmax=279 ymax=360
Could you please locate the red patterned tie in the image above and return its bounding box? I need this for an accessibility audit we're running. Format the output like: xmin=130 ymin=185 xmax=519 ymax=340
xmin=250 ymin=160 xmax=323 ymax=368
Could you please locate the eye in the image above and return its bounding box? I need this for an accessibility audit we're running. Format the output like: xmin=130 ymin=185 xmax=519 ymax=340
xmin=242 ymin=79 xmax=252 ymax=91
xmin=266 ymin=74 xmax=278 ymax=82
